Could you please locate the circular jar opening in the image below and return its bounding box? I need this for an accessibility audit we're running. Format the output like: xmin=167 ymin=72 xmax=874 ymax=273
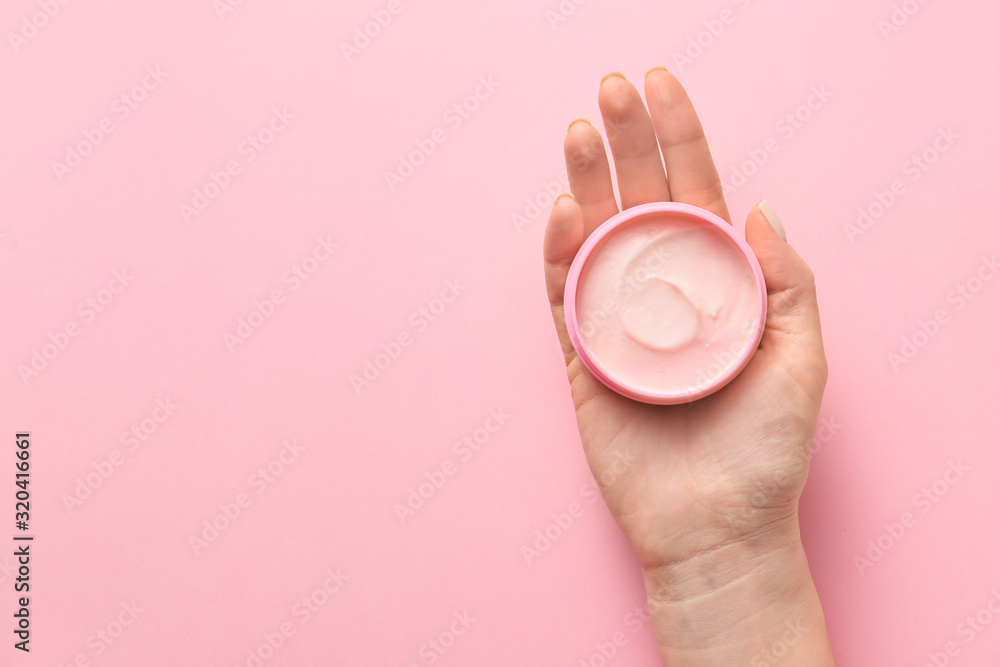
xmin=565 ymin=202 xmax=766 ymax=404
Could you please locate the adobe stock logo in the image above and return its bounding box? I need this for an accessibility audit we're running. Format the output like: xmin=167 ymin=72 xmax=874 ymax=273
xmin=180 ymin=107 xmax=296 ymax=223
xmin=576 ymin=603 xmax=652 ymax=667
xmin=62 ymin=398 xmax=178 ymax=514
xmin=384 ymin=76 xmax=500 ymax=192
xmin=394 ymin=408 xmax=510 ymax=524
xmin=521 ymin=449 xmax=637 ymax=565
xmin=750 ymin=618 xmax=811 ymax=666
xmin=402 ymin=611 xmax=476 ymax=667
xmin=340 ymin=0 xmax=414 ymax=62
xmin=670 ymin=0 xmax=754 ymax=72
xmin=232 ymin=568 xmax=349 ymax=667
xmin=721 ymin=85 xmax=833 ymax=197
xmin=224 ymin=235 xmax=339 ymax=352
xmin=189 ymin=439 xmax=306 ymax=557
xmin=7 ymin=0 xmax=72 ymax=53
xmin=56 ymin=600 xmax=144 ymax=666
xmin=854 ymin=459 xmax=969 ymax=575
xmin=511 ymin=170 xmax=568 ymax=233
xmin=350 ymin=278 xmax=466 ymax=394
xmin=921 ymin=588 xmax=1000 ymax=667
xmin=18 ymin=269 xmax=134 ymax=385
xmin=878 ymin=0 xmax=933 ymax=39
xmin=543 ymin=0 xmax=593 ymax=31
xmin=213 ymin=0 xmax=252 ymax=21
xmin=844 ymin=126 xmax=958 ymax=244
xmin=887 ymin=254 xmax=997 ymax=372
xmin=52 ymin=66 xmax=168 ymax=181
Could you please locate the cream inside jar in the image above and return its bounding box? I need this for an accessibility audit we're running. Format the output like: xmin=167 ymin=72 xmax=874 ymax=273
xmin=569 ymin=203 xmax=764 ymax=403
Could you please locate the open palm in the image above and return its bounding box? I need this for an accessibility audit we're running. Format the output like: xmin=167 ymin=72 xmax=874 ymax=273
xmin=543 ymin=69 xmax=829 ymax=571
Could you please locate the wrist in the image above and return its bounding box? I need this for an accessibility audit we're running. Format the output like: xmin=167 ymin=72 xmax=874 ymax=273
xmin=640 ymin=522 xmax=835 ymax=666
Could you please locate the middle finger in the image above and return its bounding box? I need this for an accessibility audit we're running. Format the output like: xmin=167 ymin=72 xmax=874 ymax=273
xmin=598 ymin=72 xmax=671 ymax=209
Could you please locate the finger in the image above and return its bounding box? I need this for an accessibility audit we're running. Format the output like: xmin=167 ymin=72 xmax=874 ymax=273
xmin=644 ymin=67 xmax=731 ymax=223
xmin=543 ymin=194 xmax=618 ymax=414
xmin=565 ymin=118 xmax=619 ymax=239
xmin=598 ymin=72 xmax=671 ymax=209
xmin=543 ymin=193 xmax=586 ymax=362
xmin=744 ymin=200 xmax=827 ymax=398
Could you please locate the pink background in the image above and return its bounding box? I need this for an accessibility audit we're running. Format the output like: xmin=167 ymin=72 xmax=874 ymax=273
xmin=2 ymin=0 xmax=999 ymax=665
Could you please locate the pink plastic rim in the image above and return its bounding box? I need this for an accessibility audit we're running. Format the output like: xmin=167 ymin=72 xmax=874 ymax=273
xmin=563 ymin=202 xmax=767 ymax=405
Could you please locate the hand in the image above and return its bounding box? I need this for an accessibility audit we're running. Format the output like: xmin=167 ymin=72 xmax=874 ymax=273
xmin=543 ymin=68 xmax=835 ymax=665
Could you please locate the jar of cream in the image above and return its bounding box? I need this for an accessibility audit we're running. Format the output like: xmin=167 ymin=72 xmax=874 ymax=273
xmin=563 ymin=202 xmax=767 ymax=404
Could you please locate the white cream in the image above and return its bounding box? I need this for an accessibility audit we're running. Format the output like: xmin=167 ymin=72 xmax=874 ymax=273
xmin=576 ymin=216 xmax=759 ymax=397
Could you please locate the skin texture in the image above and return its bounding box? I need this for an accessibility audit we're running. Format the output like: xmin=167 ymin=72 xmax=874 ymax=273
xmin=543 ymin=69 xmax=837 ymax=665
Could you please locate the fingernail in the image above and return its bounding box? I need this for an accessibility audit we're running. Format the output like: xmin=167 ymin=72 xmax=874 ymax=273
xmin=644 ymin=65 xmax=669 ymax=78
xmin=600 ymin=71 xmax=626 ymax=85
xmin=555 ymin=193 xmax=575 ymax=205
xmin=758 ymin=199 xmax=787 ymax=241
xmin=567 ymin=118 xmax=591 ymax=132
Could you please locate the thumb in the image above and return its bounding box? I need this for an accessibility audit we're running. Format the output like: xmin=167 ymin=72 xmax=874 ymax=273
xmin=744 ymin=200 xmax=828 ymax=391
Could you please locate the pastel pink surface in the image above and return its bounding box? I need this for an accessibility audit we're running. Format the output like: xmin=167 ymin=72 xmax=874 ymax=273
xmin=1 ymin=1 xmax=999 ymax=666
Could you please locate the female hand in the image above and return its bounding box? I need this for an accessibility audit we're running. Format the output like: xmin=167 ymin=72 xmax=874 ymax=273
xmin=543 ymin=68 xmax=835 ymax=666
